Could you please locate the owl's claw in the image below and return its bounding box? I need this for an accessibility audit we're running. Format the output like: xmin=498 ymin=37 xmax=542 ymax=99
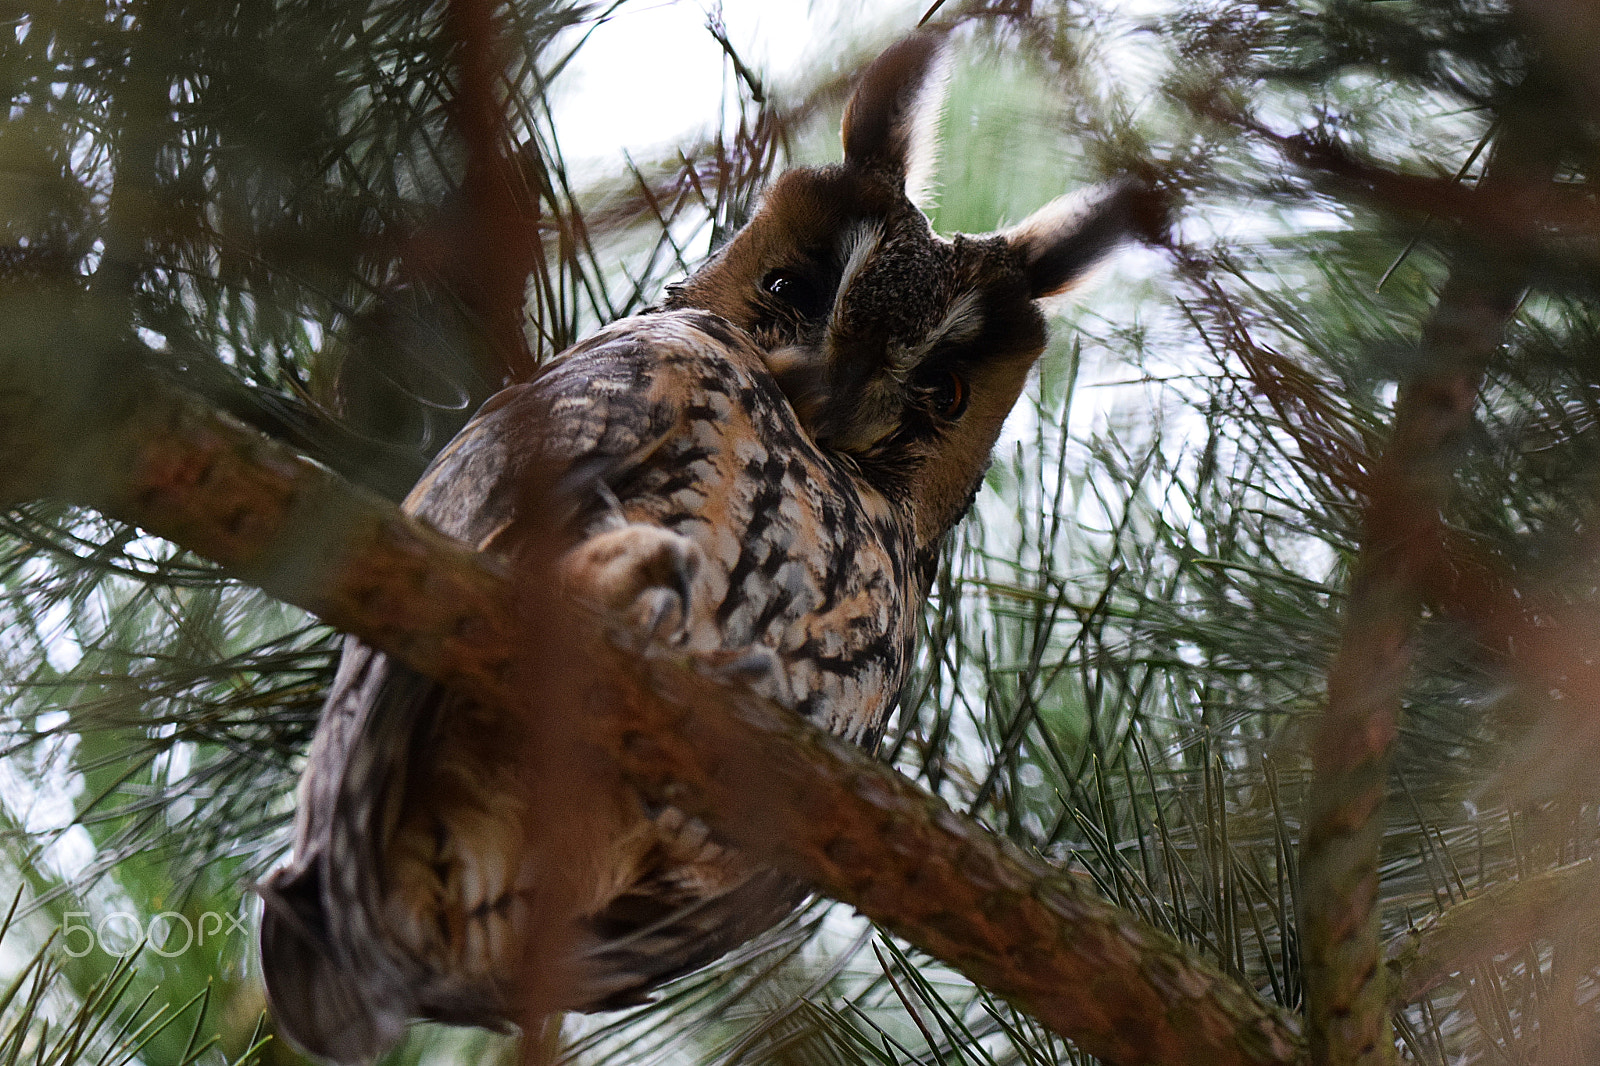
xmin=561 ymin=524 xmax=702 ymax=650
xmin=634 ymin=587 xmax=687 ymax=646
xmin=709 ymin=646 xmax=782 ymax=681
xmin=689 ymin=645 xmax=791 ymax=706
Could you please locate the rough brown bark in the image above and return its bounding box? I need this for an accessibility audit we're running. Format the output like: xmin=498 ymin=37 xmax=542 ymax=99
xmin=598 ymin=645 xmax=1303 ymax=1066
xmin=0 ymin=351 xmax=521 ymax=709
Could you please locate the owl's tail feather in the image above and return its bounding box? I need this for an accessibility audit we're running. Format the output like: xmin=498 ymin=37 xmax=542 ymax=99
xmin=579 ymin=866 xmax=811 ymax=1010
xmin=258 ymin=858 xmax=403 ymax=1066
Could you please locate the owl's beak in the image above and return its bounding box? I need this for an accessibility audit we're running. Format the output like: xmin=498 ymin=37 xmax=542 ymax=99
xmin=767 ymin=344 xmax=829 ymax=429
xmin=810 ymin=348 xmax=902 ymax=454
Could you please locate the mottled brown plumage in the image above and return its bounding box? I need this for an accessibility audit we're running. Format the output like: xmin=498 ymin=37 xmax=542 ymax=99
xmin=259 ymin=31 xmax=1146 ymax=1065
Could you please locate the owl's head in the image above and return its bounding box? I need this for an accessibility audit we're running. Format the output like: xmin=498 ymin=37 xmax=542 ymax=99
xmin=664 ymin=32 xmax=1155 ymax=557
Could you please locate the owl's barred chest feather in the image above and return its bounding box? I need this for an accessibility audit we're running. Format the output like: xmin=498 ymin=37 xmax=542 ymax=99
xmin=413 ymin=311 xmax=923 ymax=744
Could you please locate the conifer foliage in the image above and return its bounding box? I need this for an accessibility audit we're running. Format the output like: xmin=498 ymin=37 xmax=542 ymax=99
xmin=2 ymin=1 xmax=1600 ymax=1064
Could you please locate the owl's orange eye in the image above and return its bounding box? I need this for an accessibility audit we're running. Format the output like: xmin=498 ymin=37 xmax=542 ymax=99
xmin=932 ymin=371 xmax=968 ymax=419
xmin=763 ymin=269 xmax=824 ymax=319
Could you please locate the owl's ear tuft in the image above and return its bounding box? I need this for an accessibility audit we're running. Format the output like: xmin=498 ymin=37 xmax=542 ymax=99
xmin=841 ymin=31 xmax=950 ymax=207
xmin=1004 ymin=181 xmax=1168 ymax=300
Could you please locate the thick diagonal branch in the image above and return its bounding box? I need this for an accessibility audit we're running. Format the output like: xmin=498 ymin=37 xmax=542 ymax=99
xmin=0 ymin=295 xmax=520 ymax=707
xmin=0 ymin=343 xmax=1299 ymax=1065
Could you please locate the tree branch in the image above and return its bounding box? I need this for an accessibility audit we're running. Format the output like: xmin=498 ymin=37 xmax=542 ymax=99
xmin=0 ymin=292 xmax=518 ymax=709
xmin=1385 ymin=861 xmax=1600 ymax=1004
xmin=1296 ymin=112 xmax=1562 ymax=1066
xmin=443 ymin=0 xmax=543 ymax=386
xmin=0 ymin=321 xmax=1302 ymax=1065
xmin=599 ymin=643 xmax=1303 ymax=1066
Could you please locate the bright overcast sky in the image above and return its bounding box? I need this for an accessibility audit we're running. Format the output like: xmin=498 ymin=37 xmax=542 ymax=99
xmin=549 ymin=0 xmax=924 ymax=168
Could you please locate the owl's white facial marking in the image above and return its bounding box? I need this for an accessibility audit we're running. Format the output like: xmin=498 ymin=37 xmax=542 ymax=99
xmin=891 ymin=289 xmax=984 ymax=374
xmin=832 ymin=221 xmax=886 ymax=321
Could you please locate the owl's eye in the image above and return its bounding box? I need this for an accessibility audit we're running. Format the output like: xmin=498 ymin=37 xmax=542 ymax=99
xmin=762 ymin=269 xmax=825 ymax=319
xmin=931 ymin=371 xmax=969 ymax=420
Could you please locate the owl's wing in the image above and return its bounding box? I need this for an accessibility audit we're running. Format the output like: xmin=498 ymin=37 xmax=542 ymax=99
xmin=578 ymin=863 xmax=808 ymax=1009
xmin=403 ymin=317 xmax=696 ymax=554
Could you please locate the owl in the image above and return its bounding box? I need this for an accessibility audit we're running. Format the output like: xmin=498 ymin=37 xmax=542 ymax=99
xmin=259 ymin=31 xmax=1148 ymax=1065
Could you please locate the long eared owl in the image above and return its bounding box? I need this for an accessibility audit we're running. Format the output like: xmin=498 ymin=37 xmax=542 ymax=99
xmin=260 ymin=31 xmax=1149 ymax=1065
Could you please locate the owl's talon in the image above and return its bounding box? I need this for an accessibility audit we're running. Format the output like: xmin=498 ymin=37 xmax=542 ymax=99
xmin=562 ymin=524 xmax=702 ymax=649
xmin=688 ymin=646 xmax=791 ymax=707
xmin=636 ymin=587 xmax=687 ymax=645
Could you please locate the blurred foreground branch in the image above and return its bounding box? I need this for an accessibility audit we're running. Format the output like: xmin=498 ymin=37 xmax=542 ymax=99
xmin=1295 ymin=110 xmax=1562 ymax=1066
